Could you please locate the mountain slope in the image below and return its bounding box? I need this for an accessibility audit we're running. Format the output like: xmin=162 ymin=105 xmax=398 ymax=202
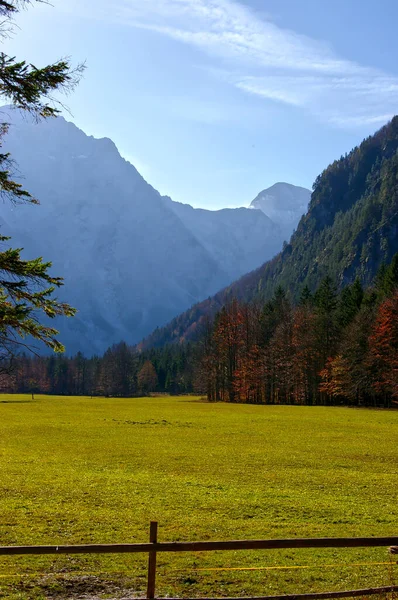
xmin=164 ymin=197 xmax=282 ymax=278
xmin=140 ymin=116 xmax=398 ymax=348
xmin=1 ymin=108 xmax=304 ymax=354
xmin=2 ymin=110 xmax=227 ymax=354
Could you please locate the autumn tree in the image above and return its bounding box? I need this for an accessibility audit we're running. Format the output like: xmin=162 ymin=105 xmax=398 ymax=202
xmin=213 ymin=300 xmax=244 ymax=402
xmin=233 ymin=303 xmax=263 ymax=403
xmin=269 ymin=301 xmax=294 ymax=404
xmin=138 ymin=360 xmax=158 ymax=394
xmin=368 ymin=291 xmax=398 ymax=405
xmin=319 ymin=355 xmax=347 ymax=402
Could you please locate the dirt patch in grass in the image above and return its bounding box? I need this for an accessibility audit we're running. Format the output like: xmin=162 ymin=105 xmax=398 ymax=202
xmin=15 ymin=574 xmax=142 ymax=600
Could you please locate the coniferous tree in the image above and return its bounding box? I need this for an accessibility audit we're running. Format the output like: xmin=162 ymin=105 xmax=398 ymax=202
xmin=337 ymin=280 xmax=364 ymax=328
xmin=292 ymin=303 xmax=318 ymax=404
xmin=380 ymin=254 xmax=398 ymax=297
xmin=314 ymin=277 xmax=339 ymax=372
xmin=270 ymin=299 xmax=294 ymax=404
xmin=299 ymin=285 xmax=313 ymax=307
xmin=340 ymin=306 xmax=375 ymax=405
xmin=0 ymin=0 xmax=84 ymax=364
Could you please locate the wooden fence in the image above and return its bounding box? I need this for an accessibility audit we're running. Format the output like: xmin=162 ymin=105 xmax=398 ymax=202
xmin=1 ymin=522 xmax=398 ymax=600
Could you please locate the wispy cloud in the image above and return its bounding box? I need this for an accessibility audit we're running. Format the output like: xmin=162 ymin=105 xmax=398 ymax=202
xmin=65 ymin=0 xmax=398 ymax=128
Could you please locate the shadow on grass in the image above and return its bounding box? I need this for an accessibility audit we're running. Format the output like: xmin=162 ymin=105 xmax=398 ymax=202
xmin=180 ymin=399 xmax=210 ymax=403
xmin=0 ymin=400 xmax=36 ymax=403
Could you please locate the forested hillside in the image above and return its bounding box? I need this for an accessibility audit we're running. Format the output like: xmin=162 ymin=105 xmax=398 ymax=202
xmin=140 ymin=116 xmax=398 ymax=349
xmin=199 ymin=259 xmax=398 ymax=407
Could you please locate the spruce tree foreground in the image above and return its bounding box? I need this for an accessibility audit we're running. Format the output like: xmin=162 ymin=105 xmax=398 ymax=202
xmin=0 ymin=0 xmax=83 ymax=370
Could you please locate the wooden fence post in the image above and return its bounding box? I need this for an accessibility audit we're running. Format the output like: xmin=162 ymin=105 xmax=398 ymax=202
xmin=146 ymin=521 xmax=158 ymax=599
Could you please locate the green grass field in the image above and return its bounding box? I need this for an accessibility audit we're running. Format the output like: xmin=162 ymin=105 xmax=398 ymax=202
xmin=0 ymin=395 xmax=398 ymax=599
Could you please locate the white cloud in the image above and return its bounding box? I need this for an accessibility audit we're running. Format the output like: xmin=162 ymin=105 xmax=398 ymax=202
xmin=64 ymin=0 xmax=398 ymax=128
xmin=234 ymin=73 xmax=398 ymax=126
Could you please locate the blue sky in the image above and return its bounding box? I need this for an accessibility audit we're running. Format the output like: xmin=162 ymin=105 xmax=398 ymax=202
xmin=6 ymin=0 xmax=398 ymax=209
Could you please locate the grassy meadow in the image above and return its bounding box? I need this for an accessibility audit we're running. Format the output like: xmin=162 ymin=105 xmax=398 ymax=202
xmin=0 ymin=395 xmax=398 ymax=599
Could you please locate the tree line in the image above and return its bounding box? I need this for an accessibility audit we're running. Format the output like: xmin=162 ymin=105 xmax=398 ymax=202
xmin=4 ymin=254 xmax=398 ymax=406
xmin=201 ymin=255 xmax=398 ymax=407
xmin=3 ymin=342 xmax=198 ymax=398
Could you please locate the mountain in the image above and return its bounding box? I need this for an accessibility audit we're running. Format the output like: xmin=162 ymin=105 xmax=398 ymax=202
xmin=0 ymin=107 xmax=305 ymax=354
xmin=140 ymin=116 xmax=398 ymax=349
xmin=250 ymin=182 xmax=311 ymax=240
xmin=163 ymin=197 xmax=282 ymax=279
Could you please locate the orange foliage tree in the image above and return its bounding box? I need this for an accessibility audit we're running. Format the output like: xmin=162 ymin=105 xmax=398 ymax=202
xmin=368 ymin=291 xmax=398 ymax=403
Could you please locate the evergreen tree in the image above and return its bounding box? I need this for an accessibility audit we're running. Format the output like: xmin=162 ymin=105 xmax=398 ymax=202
xmin=337 ymin=279 xmax=364 ymax=328
xmin=381 ymin=254 xmax=398 ymax=296
xmin=0 ymin=0 xmax=84 ymax=364
xmin=299 ymin=285 xmax=313 ymax=307
xmin=292 ymin=304 xmax=318 ymax=404
xmin=314 ymin=276 xmax=339 ymax=366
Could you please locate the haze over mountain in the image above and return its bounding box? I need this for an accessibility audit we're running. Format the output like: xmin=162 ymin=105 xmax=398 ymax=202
xmin=250 ymin=183 xmax=311 ymax=241
xmin=141 ymin=116 xmax=398 ymax=349
xmin=1 ymin=108 xmax=309 ymax=354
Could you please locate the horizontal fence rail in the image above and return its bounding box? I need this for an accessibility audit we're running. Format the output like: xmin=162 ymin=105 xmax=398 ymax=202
xmin=155 ymin=589 xmax=398 ymax=600
xmin=1 ymin=522 xmax=397 ymax=600
xmin=2 ymin=536 xmax=398 ymax=556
